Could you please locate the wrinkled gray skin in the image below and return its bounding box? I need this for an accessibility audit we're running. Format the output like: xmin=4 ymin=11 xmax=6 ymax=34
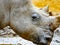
xmin=0 ymin=0 xmax=55 ymax=45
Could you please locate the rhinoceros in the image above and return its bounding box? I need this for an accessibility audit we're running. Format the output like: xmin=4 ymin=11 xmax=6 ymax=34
xmin=0 ymin=0 xmax=60 ymax=45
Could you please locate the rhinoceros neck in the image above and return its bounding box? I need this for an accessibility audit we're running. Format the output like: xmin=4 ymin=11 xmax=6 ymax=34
xmin=10 ymin=0 xmax=33 ymax=31
xmin=9 ymin=0 xmax=35 ymax=40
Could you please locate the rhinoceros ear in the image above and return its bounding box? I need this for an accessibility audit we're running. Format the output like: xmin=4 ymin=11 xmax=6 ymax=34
xmin=42 ymin=5 xmax=49 ymax=12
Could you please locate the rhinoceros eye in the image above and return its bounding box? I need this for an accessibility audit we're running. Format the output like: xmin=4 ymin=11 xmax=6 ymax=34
xmin=32 ymin=13 xmax=40 ymax=21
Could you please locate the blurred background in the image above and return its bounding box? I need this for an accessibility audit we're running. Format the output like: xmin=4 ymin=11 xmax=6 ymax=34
xmin=32 ymin=0 xmax=60 ymax=12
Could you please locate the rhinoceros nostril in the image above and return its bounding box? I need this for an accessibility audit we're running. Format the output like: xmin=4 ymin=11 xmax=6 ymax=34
xmin=46 ymin=37 xmax=52 ymax=42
